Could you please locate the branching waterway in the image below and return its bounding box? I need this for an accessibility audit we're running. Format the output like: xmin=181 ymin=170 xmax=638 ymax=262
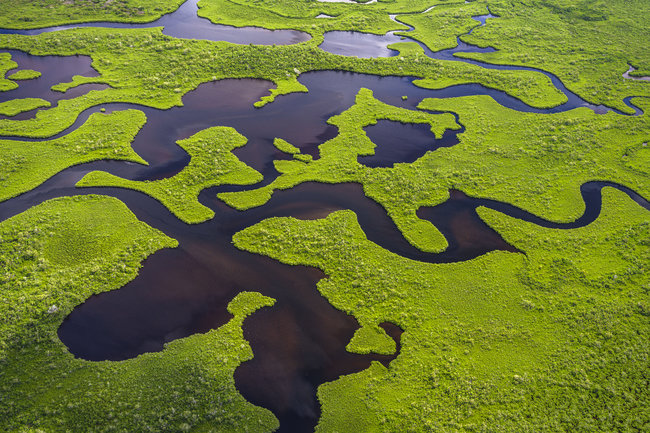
xmin=0 ymin=1 xmax=648 ymax=432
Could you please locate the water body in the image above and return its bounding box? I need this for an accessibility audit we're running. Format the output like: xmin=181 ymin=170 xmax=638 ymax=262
xmin=360 ymin=119 xmax=460 ymax=168
xmin=0 ymin=2 xmax=648 ymax=432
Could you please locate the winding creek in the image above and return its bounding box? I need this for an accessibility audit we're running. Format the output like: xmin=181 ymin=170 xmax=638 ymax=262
xmin=0 ymin=1 xmax=649 ymax=432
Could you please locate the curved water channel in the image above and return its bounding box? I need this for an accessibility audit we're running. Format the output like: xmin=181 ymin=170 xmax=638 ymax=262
xmin=0 ymin=2 xmax=649 ymax=432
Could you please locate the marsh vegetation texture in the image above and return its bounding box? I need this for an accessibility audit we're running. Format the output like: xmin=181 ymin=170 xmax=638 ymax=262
xmin=0 ymin=0 xmax=648 ymax=432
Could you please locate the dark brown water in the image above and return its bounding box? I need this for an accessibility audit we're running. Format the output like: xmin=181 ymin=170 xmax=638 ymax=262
xmin=360 ymin=118 xmax=461 ymax=168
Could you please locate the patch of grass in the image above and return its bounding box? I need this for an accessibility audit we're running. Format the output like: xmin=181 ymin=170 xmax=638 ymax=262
xmin=0 ymin=109 xmax=147 ymax=203
xmin=391 ymin=41 xmax=568 ymax=108
xmin=273 ymin=137 xmax=300 ymax=155
xmin=0 ymin=194 xmax=177 ymax=358
xmin=415 ymin=94 xmax=650 ymax=221
xmin=0 ymin=0 xmax=186 ymax=29
xmin=254 ymin=77 xmax=308 ymax=108
xmin=0 ymin=194 xmax=278 ymax=433
xmin=0 ymin=52 xmax=18 ymax=92
xmin=77 ymin=126 xmax=263 ymax=224
xmin=7 ymin=69 xmax=41 ymax=80
xmin=346 ymin=324 xmax=396 ymax=355
xmin=234 ymin=187 xmax=650 ymax=432
xmin=0 ymin=97 xmax=50 ymax=116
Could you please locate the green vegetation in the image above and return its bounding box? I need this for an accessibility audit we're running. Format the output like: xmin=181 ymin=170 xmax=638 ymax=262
xmin=0 ymin=97 xmax=50 ymax=116
xmin=254 ymin=77 xmax=308 ymax=108
xmin=0 ymin=26 xmax=567 ymax=138
xmin=78 ymin=126 xmax=263 ymax=224
xmin=460 ymin=0 xmax=650 ymax=113
xmin=197 ymin=0 xmax=409 ymax=37
xmin=220 ymin=88 xmax=461 ymax=252
xmin=0 ymin=194 xmax=280 ymax=433
xmin=234 ymin=187 xmax=650 ymax=432
xmin=346 ymin=324 xmax=396 ymax=355
xmin=220 ymin=91 xmax=650 ymax=255
xmin=0 ymin=109 xmax=147 ymax=203
xmin=395 ymin=1 xmax=489 ymax=52
xmin=273 ymin=137 xmax=300 ymax=155
xmin=0 ymin=0 xmax=186 ymax=29
xmin=0 ymin=52 xmax=18 ymax=91
xmin=7 ymin=69 xmax=41 ymax=80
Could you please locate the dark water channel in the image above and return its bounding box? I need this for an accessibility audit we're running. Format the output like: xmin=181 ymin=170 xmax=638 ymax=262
xmin=0 ymin=2 xmax=649 ymax=432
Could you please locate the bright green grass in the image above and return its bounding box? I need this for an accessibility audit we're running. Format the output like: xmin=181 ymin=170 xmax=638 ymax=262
xmin=234 ymin=187 xmax=650 ymax=432
xmin=0 ymin=52 xmax=18 ymax=91
xmin=7 ymin=69 xmax=41 ymax=80
xmin=0 ymin=0 xmax=186 ymax=29
xmin=392 ymin=41 xmax=568 ymax=108
xmin=0 ymin=27 xmax=566 ymax=138
xmin=346 ymin=324 xmax=396 ymax=356
xmin=460 ymin=0 xmax=650 ymax=113
xmin=395 ymin=1 xmax=489 ymax=52
xmin=273 ymin=138 xmax=300 ymax=155
xmin=0 ymin=195 xmax=279 ymax=433
xmin=0 ymin=109 xmax=147 ymax=203
xmin=77 ymin=126 xmax=263 ymax=224
xmin=0 ymin=97 xmax=50 ymax=116
xmin=220 ymin=90 xmax=650 ymax=255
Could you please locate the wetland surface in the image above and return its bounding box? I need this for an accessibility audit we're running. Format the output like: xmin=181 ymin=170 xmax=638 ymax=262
xmin=1 ymin=0 xmax=648 ymax=432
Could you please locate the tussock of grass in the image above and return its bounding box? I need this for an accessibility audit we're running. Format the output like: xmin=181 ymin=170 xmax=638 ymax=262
xmin=0 ymin=52 xmax=18 ymax=92
xmin=7 ymin=69 xmax=41 ymax=80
